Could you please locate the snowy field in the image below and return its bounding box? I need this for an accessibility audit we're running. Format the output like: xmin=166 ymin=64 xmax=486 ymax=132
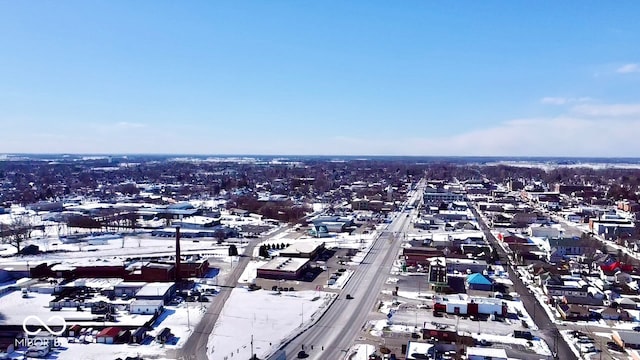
xmin=207 ymin=288 xmax=335 ymax=360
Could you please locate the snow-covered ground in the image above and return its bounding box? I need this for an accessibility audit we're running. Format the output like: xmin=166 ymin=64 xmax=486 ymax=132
xmin=346 ymin=343 xmax=376 ymax=360
xmin=239 ymin=259 xmax=268 ymax=284
xmin=207 ymin=288 xmax=335 ymax=360
xmin=0 ymin=235 xmax=241 ymax=265
xmin=7 ymin=299 xmax=207 ymax=360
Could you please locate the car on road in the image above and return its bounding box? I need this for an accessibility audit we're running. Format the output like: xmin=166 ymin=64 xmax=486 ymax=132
xmin=633 ymin=326 xmax=640 ymax=331
xmin=346 ymin=294 xmax=354 ymax=299
xmin=476 ymin=339 xmax=493 ymax=347
xmin=297 ymin=350 xmax=308 ymax=358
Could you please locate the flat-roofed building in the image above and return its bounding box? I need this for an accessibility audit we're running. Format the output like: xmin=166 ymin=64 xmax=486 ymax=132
xmin=135 ymin=282 xmax=175 ymax=304
xmin=467 ymin=347 xmax=507 ymax=360
xmin=423 ymin=192 xmax=465 ymax=205
xmin=279 ymin=241 xmax=325 ymax=259
xmin=257 ymin=258 xmax=310 ymax=280
xmin=130 ymin=299 xmax=164 ymax=315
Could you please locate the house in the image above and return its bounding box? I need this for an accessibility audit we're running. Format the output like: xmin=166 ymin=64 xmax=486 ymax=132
xmin=465 ymin=273 xmax=493 ymax=291
xmin=130 ymin=299 xmax=164 ymax=315
xmin=600 ymin=307 xmax=632 ymax=321
xmin=562 ymin=295 xmax=603 ymax=306
xmin=96 ymin=327 xmax=121 ymax=344
xmin=613 ymin=330 xmax=640 ymax=349
xmin=543 ymin=276 xmax=589 ymax=298
xmin=614 ymin=297 xmax=638 ymax=310
xmin=590 ymin=215 xmax=636 ymax=240
xmin=546 ymin=237 xmax=592 ymax=261
xmin=557 ymin=304 xmax=591 ymax=322
xmin=131 ymin=327 xmax=147 ymax=344
xmin=156 ymin=328 xmax=172 ymax=344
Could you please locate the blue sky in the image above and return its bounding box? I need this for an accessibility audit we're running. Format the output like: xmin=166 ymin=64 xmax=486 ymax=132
xmin=1 ymin=1 xmax=639 ymax=156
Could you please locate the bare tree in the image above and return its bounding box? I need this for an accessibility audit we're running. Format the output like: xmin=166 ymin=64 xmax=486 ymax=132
xmin=1 ymin=214 xmax=33 ymax=254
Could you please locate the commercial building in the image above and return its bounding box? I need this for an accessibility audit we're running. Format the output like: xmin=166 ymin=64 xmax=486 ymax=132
xmin=135 ymin=282 xmax=175 ymax=304
xmin=257 ymin=258 xmax=311 ymax=280
xmin=423 ymin=192 xmax=466 ymax=205
xmin=279 ymin=241 xmax=325 ymax=259
xmin=130 ymin=299 xmax=164 ymax=315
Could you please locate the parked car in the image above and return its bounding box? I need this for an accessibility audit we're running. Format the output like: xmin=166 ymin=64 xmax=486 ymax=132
xmin=577 ymin=337 xmax=594 ymax=344
xmin=607 ymin=341 xmax=624 ymax=352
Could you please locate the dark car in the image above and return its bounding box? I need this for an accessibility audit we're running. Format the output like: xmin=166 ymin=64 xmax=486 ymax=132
xmin=607 ymin=341 xmax=624 ymax=352
xmin=346 ymin=294 xmax=354 ymax=300
xmin=633 ymin=326 xmax=640 ymax=332
xmin=297 ymin=350 xmax=308 ymax=358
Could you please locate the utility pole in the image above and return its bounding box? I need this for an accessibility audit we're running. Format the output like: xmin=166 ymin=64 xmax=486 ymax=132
xmin=251 ymin=334 xmax=254 ymax=359
xmin=186 ymin=302 xmax=191 ymax=331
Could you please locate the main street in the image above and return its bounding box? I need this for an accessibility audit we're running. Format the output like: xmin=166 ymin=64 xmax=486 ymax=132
xmin=268 ymin=181 xmax=425 ymax=360
xmin=468 ymin=204 xmax=577 ymax=360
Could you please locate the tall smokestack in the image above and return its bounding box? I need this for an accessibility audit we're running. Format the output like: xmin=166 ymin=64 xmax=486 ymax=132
xmin=175 ymin=226 xmax=181 ymax=283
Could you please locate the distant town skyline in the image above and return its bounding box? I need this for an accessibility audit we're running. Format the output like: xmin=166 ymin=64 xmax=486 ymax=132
xmin=1 ymin=1 xmax=639 ymax=156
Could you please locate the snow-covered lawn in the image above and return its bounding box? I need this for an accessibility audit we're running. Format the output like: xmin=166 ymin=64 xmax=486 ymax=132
xmin=207 ymin=288 xmax=335 ymax=360
xmin=239 ymin=259 xmax=268 ymax=284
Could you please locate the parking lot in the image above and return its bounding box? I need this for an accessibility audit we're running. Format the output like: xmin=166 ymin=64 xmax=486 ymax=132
xmin=562 ymin=326 xmax=630 ymax=360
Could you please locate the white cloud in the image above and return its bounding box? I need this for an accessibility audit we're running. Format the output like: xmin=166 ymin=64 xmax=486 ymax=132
xmin=540 ymin=97 xmax=568 ymax=105
xmin=571 ymin=103 xmax=640 ymax=117
xmin=540 ymin=97 xmax=592 ymax=105
xmin=616 ymin=63 xmax=640 ymax=74
xmin=115 ymin=122 xmax=146 ymax=129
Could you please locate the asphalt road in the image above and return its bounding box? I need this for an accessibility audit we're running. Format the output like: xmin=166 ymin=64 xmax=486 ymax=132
xmin=469 ymin=204 xmax=577 ymax=360
xmin=267 ymin=183 xmax=425 ymax=360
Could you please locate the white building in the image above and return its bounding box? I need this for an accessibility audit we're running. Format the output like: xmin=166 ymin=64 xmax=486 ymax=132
xmin=130 ymin=299 xmax=164 ymax=315
xmin=467 ymin=347 xmax=507 ymax=360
